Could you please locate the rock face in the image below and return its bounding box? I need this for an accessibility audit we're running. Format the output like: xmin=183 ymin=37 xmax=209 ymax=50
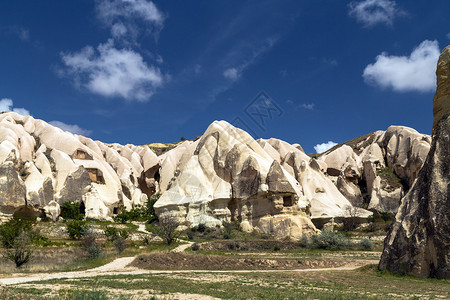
xmin=316 ymin=126 xmax=431 ymax=214
xmin=379 ymin=46 xmax=450 ymax=279
xmin=154 ymin=121 xmax=371 ymax=239
xmin=0 ymin=112 xmax=160 ymax=220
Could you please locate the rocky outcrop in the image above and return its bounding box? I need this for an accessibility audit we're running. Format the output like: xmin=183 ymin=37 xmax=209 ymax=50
xmin=316 ymin=126 xmax=430 ymax=214
xmin=0 ymin=160 xmax=26 ymax=214
xmin=154 ymin=121 xmax=371 ymax=239
xmin=379 ymin=45 xmax=450 ymax=279
xmin=0 ymin=112 xmax=160 ymax=220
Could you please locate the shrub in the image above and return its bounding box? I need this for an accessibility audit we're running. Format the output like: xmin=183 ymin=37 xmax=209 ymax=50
xmin=142 ymin=236 xmax=150 ymax=245
xmin=191 ymin=243 xmax=200 ymax=251
xmin=61 ymin=201 xmax=85 ymax=220
xmin=114 ymin=236 xmax=126 ymax=253
xmin=299 ymin=234 xmax=309 ymax=248
xmin=113 ymin=193 xmax=159 ymax=224
xmin=119 ymin=229 xmax=129 ymax=240
xmin=87 ymin=245 xmax=101 ymax=259
xmin=104 ymin=226 xmax=119 ymax=241
xmin=197 ymin=223 xmax=206 ymax=233
xmin=358 ymin=238 xmax=374 ymax=251
xmin=66 ymin=220 xmax=89 ymax=240
xmin=150 ymin=214 xmax=181 ymax=245
xmin=222 ymin=221 xmax=233 ymax=239
xmin=5 ymin=230 xmax=33 ymax=268
xmin=228 ymin=242 xmax=239 ymax=250
xmin=186 ymin=231 xmax=195 ymax=240
xmin=309 ymin=231 xmax=350 ymax=250
xmin=0 ymin=216 xmax=34 ymax=248
xmin=273 ymin=245 xmax=281 ymax=251
xmin=380 ymin=212 xmax=393 ymax=223
xmin=82 ymin=231 xmax=101 ymax=259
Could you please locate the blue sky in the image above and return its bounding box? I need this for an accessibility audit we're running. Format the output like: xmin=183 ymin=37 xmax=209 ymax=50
xmin=0 ymin=0 xmax=449 ymax=153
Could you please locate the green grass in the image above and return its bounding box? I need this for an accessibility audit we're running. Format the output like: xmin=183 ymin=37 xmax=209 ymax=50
xmin=7 ymin=265 xmax=448 ymax=299
xmin=377 ymin=167 xmax=403 ymax=189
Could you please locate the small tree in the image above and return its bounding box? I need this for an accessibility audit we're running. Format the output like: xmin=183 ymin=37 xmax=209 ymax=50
xmin=342 ymin=205 xmax=359 ymax=231
xmin=0 ymin=217 xmax=34 ymax=248
xmin=82 ymin=230 xmax=101 ymax=259
xmin=152 ymin=214 xmax=181 ymax=245
xmin=6 ymin=230 xmax=33 ymax=268
xmin=61 ymin=201 xmax=85 ymax=220
xmin=66 ymin=220 xmax=89 ymax=240
xmin=114 ymin=236 xmax=126 ymax=253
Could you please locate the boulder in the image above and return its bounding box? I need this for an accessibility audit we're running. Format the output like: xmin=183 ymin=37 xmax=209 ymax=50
xmin=44 ymin=200 xmax=60 ymax=222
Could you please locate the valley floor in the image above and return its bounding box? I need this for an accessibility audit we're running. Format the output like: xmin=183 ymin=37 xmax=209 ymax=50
xmin=1 ymin=250 xmax=449 ymax=299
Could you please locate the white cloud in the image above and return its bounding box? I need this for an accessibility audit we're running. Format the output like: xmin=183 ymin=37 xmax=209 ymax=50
xmin=223 ymin=68 xmax=240 ymax=81
xmin=363 ymin=40 xmax=440 ymax=92
xmin=300 ymin=103 xmax=315 ymax=110
xmin=16 ymin=27 xmax=29 ymax=41
xmin=348 ymin=0 xmax=402 ymax=27
xmin=111 ymin=22 xmax=128 ymax=38
xmin=96 ymin=0 xmax=164 ymax=38
xmin=314 ymin=141 xmax=338 ymax=154
xmin=222 ymin=37 xmax=278 ymax=82
xmin=61 ymin=39 xmax=163 ymax=101
xmin=49 ymin=121 xmax=92 ymax=136
xmin=0 ymin=98 xmax=30 ymax=115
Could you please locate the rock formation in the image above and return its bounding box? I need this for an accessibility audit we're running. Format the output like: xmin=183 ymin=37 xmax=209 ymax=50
xmin=0 ymin=112 xmax=160 ymax=220
xmin=379 ymin=45 xmax=450 ymax=279
xmin=0 ymin=113 xmax=372 ymax=237
xmin=316 ymin=126 xmax=431 ymax=214
xmin=154 ymin=121 xmax=371 ymax=239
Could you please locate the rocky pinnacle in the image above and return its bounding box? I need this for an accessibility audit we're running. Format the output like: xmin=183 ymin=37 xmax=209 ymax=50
xmin=379 ymin=46 xmax=450 ymax=278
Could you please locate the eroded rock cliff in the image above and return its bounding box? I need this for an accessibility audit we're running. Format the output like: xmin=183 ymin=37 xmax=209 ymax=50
xmin=154 ymin=121 xmax=371 ymax=240
xmin=0 ymin=112 xmax=160 ymax=220
xmin=316 ymin=126 xmax=431 ymax=215
xmin=379 ymin=45 xmax=450 ymax=279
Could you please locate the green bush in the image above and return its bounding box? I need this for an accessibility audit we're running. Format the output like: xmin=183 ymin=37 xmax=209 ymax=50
xmin=104 ymin=226 xmax=129 ymax=241
xmin=114 ymin=236 xmax=126 ymax=253
xmin=191 ymin=243 xmax=200 ymax=251
xmin=5 ymin=230 xmax=33 ymax=268
xmin=299 ymin=234 xmax=309 ymax=248
xmin=197 ymin=223 xmax=206 ymax=233
xmin=61 ymin=201 xmax=85 ymax=220
xmin=0 ymin=217 xmax=34 ymax=248
xmin=113 ymin=192 xmax=160 ymax=223
xmin=104 ymin=226 xmax=119 ymax=241
xmin=66 ymin=220 xmax=89 ymax=240
xmin=358 ymin=238 xmax=374 ymax=251
xmin=82 ymin=231 xmax=101 ymax=259
xmin=309 ymin=231 xmax=350 ymax=250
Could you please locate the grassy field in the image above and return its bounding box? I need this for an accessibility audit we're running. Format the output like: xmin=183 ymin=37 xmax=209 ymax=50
xmin=1 ymin=219 xmax=448 ymax=299
xmin=1 ymin=264 xmax=449 ymax=299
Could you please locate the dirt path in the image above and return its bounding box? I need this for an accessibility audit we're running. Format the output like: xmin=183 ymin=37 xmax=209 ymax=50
xmin=171 ymin=241 xmax=194 ymax=253
xmin=0 ymin=256 xmax=377 ymax=286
